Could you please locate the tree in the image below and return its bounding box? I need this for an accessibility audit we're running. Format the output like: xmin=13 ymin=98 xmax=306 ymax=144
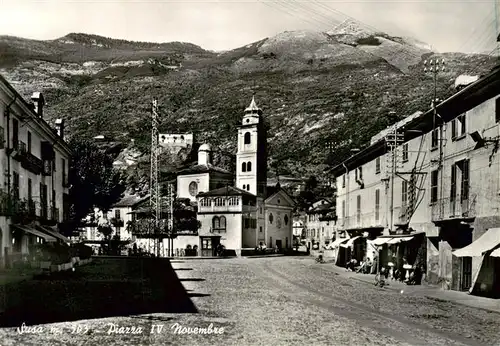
xmin=68 ymin=138 xmax=126 ymax=226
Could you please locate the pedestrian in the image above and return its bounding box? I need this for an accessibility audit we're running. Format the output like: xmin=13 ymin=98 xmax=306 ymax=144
xmin=371 ymin=251 xmax=379 ymax=274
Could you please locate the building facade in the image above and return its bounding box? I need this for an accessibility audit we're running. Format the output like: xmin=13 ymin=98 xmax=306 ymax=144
xmin=304 ymin=199 xmax=336 ymax=250
xmin=0 ymin=75 xmax=72 ymax=267
xmin=176 ymin=144 xmax=233 ymax=202
xmin=331 ymin=65 xmax=500 ymax=290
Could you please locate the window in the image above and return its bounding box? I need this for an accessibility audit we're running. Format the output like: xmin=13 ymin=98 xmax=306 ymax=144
xmin=402 ymin=180 xmax=408 ymax=207
xmin=459 ymin=159 xmax=470 ymax=202
xmin=269 ymin=213 xmax=274 ymax=224
xmin=375 ymin=189 xmax=380 ymax=221
xmin=284 ymin=214 xmax=289 ymax=225
xmin=12 ymin=171 xmax=19 ymax=199
xmin=452 ymin=113 xmax=466 ymax=140
xmin=496 ymin=97 xmax=500 ymax=123
xmin=247 ymin=161 xmax=252 ymax=172
xmin=212 ymin=216 xmax=226 ymax=233
xmin=242 ymin=162 xmax=246 ymax=172
xmin=259 ymin=226 xmax=263 ymax=233
xmin=115 ymin=209 xmax=121 ymax=219
xmin=244 ymin=218 xmax=250 ymax=228
xmin=431 ymin=128 xmax=439 ymax=149
xmin=356 ymin=195 xmax=361 ymax=224
xmin=430 ymin=170 xmax=439 ymax=203
xmin=62 ymin=158 xmax=66 ymax=184
xmin=28 ymin=179 xmax=32 ymax=200
xmin=27 ymin=131 xmax=32 ymax=153
xmin=244 ymin=132 xmax=251 ymax=144
xmin=246 ymin=184 xmax=250 ymax=191
xmin=342 ymin=174 xmax=346 ymax=188
xmin=375 ymin=157 xmax=380 ymax=174
xmin=402 ymin=143 xmax=408 ymax=162
xmin=355 ymin=167 xmax=363 ymax=181
xmin=450 ymin=164 xmax=457 ymax=201
xmin=342 ymin=200 xmax=345 ymax=220
xmin=189 ymin=181 xmax=198 ymax=196
xmin=52 ymin=189 xmax=56 ymax=209
xmin=12 ymin=118 xmax=18 ymax=148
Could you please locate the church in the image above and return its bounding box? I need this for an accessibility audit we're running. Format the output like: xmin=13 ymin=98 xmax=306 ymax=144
xmin=175 ymin=97 xmax=295 ymax=256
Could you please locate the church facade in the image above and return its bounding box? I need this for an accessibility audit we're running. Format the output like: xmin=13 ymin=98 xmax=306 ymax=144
xmin=175 ymin=97 xmax=295 ymax=256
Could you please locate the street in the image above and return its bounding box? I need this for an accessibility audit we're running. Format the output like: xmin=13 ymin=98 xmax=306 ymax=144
xmin=0 ymin=256 xmax=499 ymax=346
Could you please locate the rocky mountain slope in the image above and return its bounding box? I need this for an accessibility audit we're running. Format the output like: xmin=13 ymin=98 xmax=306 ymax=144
xmin=1 ymin=22 xmax=497 ymax=186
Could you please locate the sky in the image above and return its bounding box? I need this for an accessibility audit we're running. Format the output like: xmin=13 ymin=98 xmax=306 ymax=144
xmin=1 ymin=0 xmax=499 ymax=54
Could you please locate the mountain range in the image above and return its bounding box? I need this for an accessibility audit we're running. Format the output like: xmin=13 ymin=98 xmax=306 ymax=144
xmin=0 ymin=20 xmax=498 ymax=191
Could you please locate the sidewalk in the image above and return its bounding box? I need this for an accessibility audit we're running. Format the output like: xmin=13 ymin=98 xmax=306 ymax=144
xmin=332 ymin=265 xmax=500 ymax=314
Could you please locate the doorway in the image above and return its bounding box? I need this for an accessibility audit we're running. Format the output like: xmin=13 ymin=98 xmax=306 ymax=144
xmin=461 ymin=257 xmax=472 ymax=291
xmin=201 ymin=237 xmax=221 ymax=257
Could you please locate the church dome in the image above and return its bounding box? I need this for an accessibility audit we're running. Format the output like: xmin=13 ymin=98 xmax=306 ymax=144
xmin=199 ymin=143 xmax=211 ymax=152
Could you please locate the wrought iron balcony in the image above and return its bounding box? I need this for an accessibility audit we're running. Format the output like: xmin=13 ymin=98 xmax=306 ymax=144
xmin=50 ymin=207 xmax=60 ymax=222
xmin=431 ymin=196 xmax=477 ymax=222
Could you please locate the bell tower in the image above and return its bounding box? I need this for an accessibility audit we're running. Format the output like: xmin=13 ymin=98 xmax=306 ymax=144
xmin=236 ymin=96 xmax=267 ymax=197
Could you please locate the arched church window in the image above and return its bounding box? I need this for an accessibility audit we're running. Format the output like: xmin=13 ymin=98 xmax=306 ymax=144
xmin=242 ymin=162 xmax=246 ymax=172
xmin=247 ymin=162 xmax=252 ymax=172
xmin=189 ymin=181 xmax=198 ymax=196
xmin=269 ymin=213 xmax=274 ymax=224
xmin=247 ymin=184 xmax=250 ymax=191
xmin=284 ymin=214 xmax=289 ymax=225
xmin=244 ymin=132 xmax=251 ymax=145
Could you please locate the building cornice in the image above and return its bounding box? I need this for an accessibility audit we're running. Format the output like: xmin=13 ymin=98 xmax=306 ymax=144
xmin=329 ymin=66 xmax=500 ymax=177
xmin=0 ymin=75 xmax=72 ymax=157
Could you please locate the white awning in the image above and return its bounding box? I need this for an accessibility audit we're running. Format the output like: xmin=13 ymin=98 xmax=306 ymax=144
xmin=340 ymin=236 xmax=361 ymax=248
xmin=490 ymin=247 xmax=500 ymax=257
xmin=327 ymin=238 xmax=349 ymax=249
xmin=454 ymin=228 xmax=500 ymax=257
xmin=371 ymin=237 xmax=393 ymax=246
xmin=13 ymin=225 xmax=57 ymax=242
xmin=37 ymin=226 xmax=71 ymax=243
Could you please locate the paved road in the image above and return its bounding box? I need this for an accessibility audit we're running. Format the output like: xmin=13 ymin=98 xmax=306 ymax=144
xmin=0 ymin=256 xmax=499 ymax=346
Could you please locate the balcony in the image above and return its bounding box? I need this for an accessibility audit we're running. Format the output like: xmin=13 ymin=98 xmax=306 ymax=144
xmin=431 ymin=196 xmax=477 ymax=222
xmin=9 ymin=140 xmax=27 ymax=162
xmin=50 ymin=207 xmax=60 ymax=222
xmin=340 ymin=212 xmax=384 ymax=230
xmin=9 ymin=140 xmax=44 ymax=175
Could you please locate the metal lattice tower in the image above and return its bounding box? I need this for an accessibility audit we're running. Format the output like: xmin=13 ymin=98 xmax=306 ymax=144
xmin=150 ymin=98 xmax=162 ymax=256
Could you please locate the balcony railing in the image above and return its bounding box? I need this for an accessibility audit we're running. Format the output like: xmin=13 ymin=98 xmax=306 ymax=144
xmin=9 ymin=140 xmax=44 ymax=175
xmin=339 ymin=212 xmax=384 ymax=230
xmin=431 ymin=196 xmax=477 ymax=222
xmin=50 ymin=207 xmax=60 ymax=222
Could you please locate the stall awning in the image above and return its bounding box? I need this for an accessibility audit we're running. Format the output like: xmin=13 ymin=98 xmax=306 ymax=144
xmin=387 ymin=236 xmax=414 ymax=244
xmin=372 ymin=237 xmax=393 ymax=246
xmin=37 ymin=226 xmax=71 ymax=243
xmin=328 ymin=238 xmax=349 ymax=249
xmin=12 ymin=224 xmax=57 ymax=242
xmin=340 ymin=236 xmax=361 ymax=248
xmin=454 ymin=228 xmax=500 ymax=257
xmin=490 ymin=247 xmax=500 ymax=257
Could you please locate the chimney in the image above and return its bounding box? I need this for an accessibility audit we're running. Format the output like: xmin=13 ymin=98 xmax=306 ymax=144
xmin=55 ymin=119 xmax=65 ymax=139
xmin=31 ymin=92 xmax=45 ymax=118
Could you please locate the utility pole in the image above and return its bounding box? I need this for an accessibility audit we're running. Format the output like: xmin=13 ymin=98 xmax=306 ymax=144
xmin=150 ymin=98 xmax=161 ymax=257
xmin=424 ymin=58 xmax=446 ymax=219
xmin=385 ymin=125 xmax=404 ymax=233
